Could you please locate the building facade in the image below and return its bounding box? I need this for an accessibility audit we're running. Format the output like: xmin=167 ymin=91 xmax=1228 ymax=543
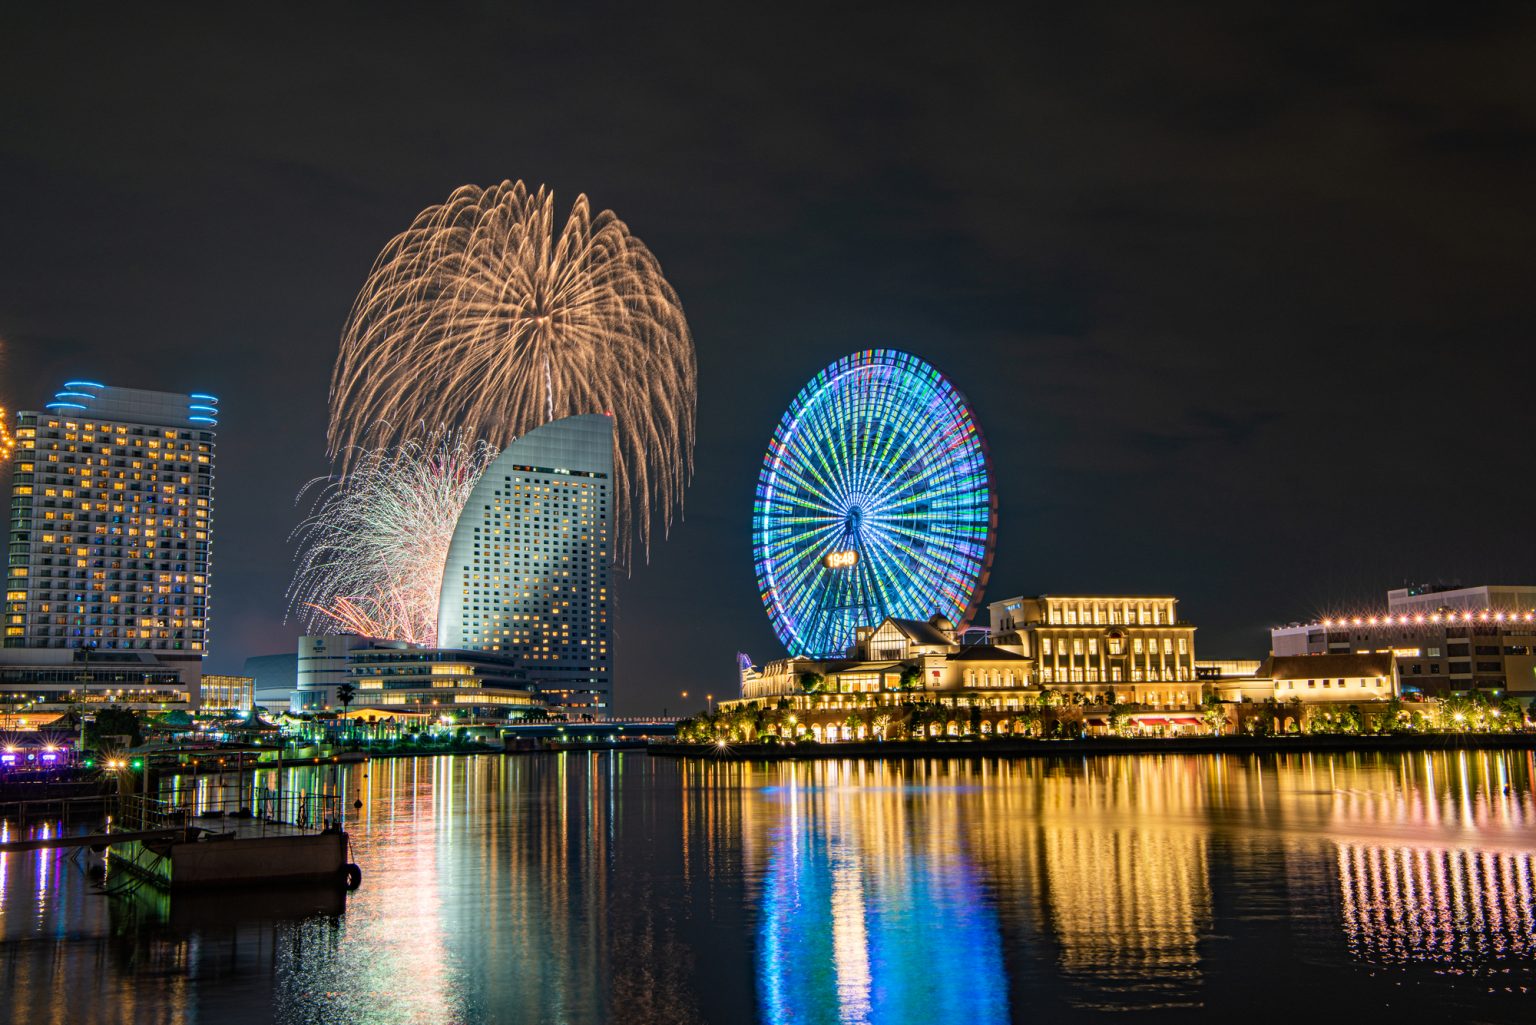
xmin=293 ymin=632 xmax=383 ymax=712
xmin=741 ymin=615 xmax=1033 ymax=704
xmin=1387 ymin=584 xmax=1536 ymax=616
xmin=728 ymin=592 xmax=1422 ymax=740
xmin=348 ymin=645 xmax=539 ymax=716
xmin=200 ymin=673 xmax=254 ymax=713
xmin=989 ymin=595 xmax=1202 ymax=708
xmin=733 ymin=593 xmax=1209 ymax=739
xmin=1215 ymin=653 xmax=1398 ymax=705
xmin=1271 ymin=585 xmax=1536 ymax=698
xmin=437 ymin=414 xmax=613 ymax=713
xmin=243 ymin=651 xmax=297 ymax=710
xmin=5 ymin=383 xmax=216 ymax=699
xmin=0 ymin=647 xmax=193 ymax=713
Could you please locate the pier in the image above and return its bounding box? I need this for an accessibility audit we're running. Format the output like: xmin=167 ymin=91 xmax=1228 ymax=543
xmin=0 ymin=790 xmax=360 ymax=890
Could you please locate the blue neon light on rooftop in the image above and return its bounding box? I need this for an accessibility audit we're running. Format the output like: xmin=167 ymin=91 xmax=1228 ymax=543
xmin=54 ymin=391 xmax=96 ymax=401
xmin=189 ymin=393 xmax=220 ymax=402
xmin=188 ymin=416 xmax=219 ymax=424
xmin=188 ymin=405 xmax=218 ymax=413
xmin=63 ymin=381 xmax=105 ymax=389
xmin=45 ymin=402 xmax=87 ymax=411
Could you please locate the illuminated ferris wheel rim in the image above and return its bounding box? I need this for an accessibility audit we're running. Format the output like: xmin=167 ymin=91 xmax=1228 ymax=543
xmin=752 ymin=348 xmax=996 ymax=657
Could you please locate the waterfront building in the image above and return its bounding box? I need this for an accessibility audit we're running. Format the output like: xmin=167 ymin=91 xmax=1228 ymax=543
xmin=347 ymin=643 xmax=539 ymax=717
xmin=1271 ymin=584 xmax=1536 ymax=698
xmin=1214 ymin=653 xmax=1399 ymax=705
xmin=989 ymin=595 xmax=1202 ymax=708
xmin=243 ymin=651 xmax=297 ymax=709
xmin=292 ymin=632 xmax=387 ymax=712
xmin=727 ymin=590 xmax=1428 ymax=741
xmin=4 ymin=382 xmax=217 ymax=700
xmin=437 ymin=414 xmax=613 ymax=713
xmin=733 ymin=593 xmax=1208 ymax=739
xmin=200 ymin=672 xmax=254 ymax=713
xmin=740 ymin=615 xmax=1032 ymax=705
xmin=0 ymin=646 xmax=194 ymax=713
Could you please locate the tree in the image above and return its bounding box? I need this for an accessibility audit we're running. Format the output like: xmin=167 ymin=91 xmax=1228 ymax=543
xmin=85 ymin=706 xmax=142 ymax=750
xmin=337 ymin=681 xmax=357 ymax=743
xmin=1200 ymin=698 xmax=1229 ymax=735
xmin=798 ymin=671 xmax=825 ymax=694
xmin=899 ymin=666 xmax=924 ymax=693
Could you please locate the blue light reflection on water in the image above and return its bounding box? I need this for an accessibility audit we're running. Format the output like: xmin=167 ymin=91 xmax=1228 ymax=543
xmin=757 ymin=782 xmax=1007 ymax=1024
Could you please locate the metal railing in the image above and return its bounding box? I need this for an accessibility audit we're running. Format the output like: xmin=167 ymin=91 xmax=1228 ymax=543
xmin=116 ymin=790 xmax=345 ymax=838
xmin=114 ymin=794 xmax=190 ymax=834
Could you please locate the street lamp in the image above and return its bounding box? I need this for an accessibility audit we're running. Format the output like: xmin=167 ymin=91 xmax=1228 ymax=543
xmin=706 ymin=694 xmax=714 ymax=713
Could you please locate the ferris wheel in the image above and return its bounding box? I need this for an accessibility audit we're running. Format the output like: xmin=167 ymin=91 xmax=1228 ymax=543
xmin=752 ymin=349 xmax=996 ymax=657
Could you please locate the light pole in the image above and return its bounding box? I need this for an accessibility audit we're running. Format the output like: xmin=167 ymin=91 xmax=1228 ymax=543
xmin=707 ymin=694 xmax=714 ymax=714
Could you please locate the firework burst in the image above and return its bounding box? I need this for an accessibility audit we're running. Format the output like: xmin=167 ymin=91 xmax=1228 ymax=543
xmin=288 ymin=427 xmax=498 ymax=644
xmin=328 ymin=180 xmax=696 ymax=568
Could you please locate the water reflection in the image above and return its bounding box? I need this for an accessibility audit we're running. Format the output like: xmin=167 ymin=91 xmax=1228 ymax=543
xmin=748 ymin=772 xmax=1008 ymax=1023
xmin=0 ymin=750 xmax=1532 ymax=1023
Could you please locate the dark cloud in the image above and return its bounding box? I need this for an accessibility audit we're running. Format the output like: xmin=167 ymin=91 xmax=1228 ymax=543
xmin=2 ymin=1 xmax=1533 ymax=709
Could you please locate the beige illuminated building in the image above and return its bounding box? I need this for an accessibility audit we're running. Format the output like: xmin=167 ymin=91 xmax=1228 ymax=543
xmin=731 ymin=593 xmax=1209 ymax=738
xmin=730 ymin=591 xmax=1413 ymax=739
xmin=1215 ymin=653 xmax=1398 ymax=705
xmin=5 ymin=383 xmax=216 ymax=700
xmin=989 ymin=595 xmax=1202 ymax=708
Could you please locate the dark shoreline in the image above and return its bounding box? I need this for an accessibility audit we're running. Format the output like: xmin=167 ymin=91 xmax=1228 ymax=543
xmin=647 ymin=732 xmax=1536 ymax=761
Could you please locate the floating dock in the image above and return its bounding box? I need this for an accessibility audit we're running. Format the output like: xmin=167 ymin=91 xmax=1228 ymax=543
xmin=110 ymin=793 xmax=358 ymax=890
xmin=0 ymin=792 xmax=361 ymax=891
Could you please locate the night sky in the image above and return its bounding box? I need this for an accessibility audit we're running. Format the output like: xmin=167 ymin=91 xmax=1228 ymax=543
xmin=3 ymin=4 xmax=1534 ymax=713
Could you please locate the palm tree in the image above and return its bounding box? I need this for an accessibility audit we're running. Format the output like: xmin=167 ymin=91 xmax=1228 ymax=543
xmin=337 ymin=681 xmax=357 ymax=745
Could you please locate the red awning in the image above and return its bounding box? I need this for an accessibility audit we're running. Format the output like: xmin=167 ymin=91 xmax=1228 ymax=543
xmin=1169 ymin=717 xmax=1203 ymax=726
xmin=1136 ymin=717 xmax=1167 ymax=726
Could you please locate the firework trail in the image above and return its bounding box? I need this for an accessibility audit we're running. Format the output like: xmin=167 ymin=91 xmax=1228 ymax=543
xmin=328 ymin=180 xmax=696 ymax=568
xmin=0 ymin=340 xmax=13 ymax=466
xmin=288 ymin=427 xmax=498 ymax=644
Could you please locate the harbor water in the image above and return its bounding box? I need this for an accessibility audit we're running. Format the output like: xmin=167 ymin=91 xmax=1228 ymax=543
xmin=1 ymin=749 xmax=1533 ymax=1023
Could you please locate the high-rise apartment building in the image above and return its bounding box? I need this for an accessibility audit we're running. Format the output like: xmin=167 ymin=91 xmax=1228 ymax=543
xmin=437 ymin=414 xmax=612 ymax=713
xmin=5 ymin=383 xmax=217 ymax=692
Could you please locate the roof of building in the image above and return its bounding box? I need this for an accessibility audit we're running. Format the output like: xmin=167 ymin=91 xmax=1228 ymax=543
xmin=1260 ymin=653 xmax=1395 ymax=680
xmin=945 ymin=645 xmax=1030 ymax=662
xmin=990 ymin=594 xmax=1178 ymax=603
xmin=820 ymin=660 xmax=906 ymax=674
xmin=885 ymin=618 xmax=954 ymax=647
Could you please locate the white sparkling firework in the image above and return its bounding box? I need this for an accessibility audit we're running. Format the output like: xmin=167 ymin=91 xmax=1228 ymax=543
xmin=328 ymin=180 xmax=696 ymax=568
xmin=288 ymin=427 xmax=498 ymax=644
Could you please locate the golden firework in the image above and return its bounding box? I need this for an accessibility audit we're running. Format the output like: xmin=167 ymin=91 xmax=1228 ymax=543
xmin=328 ymin=180 xmax=696 ymax=568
